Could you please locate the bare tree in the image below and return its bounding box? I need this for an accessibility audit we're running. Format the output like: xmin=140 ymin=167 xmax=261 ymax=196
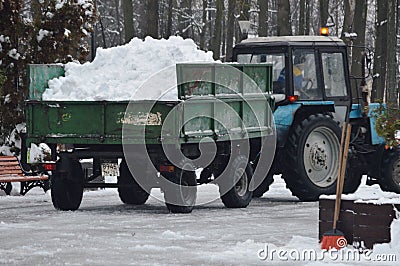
xmin=258 ymin=0 xmax=268 ymax=37
xmin=277 ymin=0 xmax=291 ymax=36
xmin=398 ymin=0 xmax=400 ymax=101
xmin=298 ymin=0 xmax=306 ymax=35
xmin=349 ymin=0 xmax=367 ymax=98
xmin=341 ymin=0 xmax=354 ymax=47
xmin=134 ymin=0 xmax=147 ymax=38
xmin=226 ymin=0 xmax=235 ymax=61
xmin=122 ymin=0 xmax=135 ymax=42
xmin=305 ymin=0 xmax=311 ymax=35
xmin=200 ymin=0 xmax=208 ymax=49
xmin=211 ymin=0 xmax=223 ymax=60
xmin=386 ymin=0 xmax=398 ymax=104
xmin=371 ymin=0 xmax=388 ymax=101
xmin=178 ymin=0 xmax=192 ymax=38
xmin=165 ymin=0 xmax=174 ymax=37
xmin=114 ymin=0 xmax=122 ymax=45
xmin=319 ymin=0 xmax=329 ymax=27
xmin=146 ymin=0 xmax=159 ymax=38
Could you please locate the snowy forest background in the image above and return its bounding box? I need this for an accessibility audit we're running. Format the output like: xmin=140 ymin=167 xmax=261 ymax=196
xmin=0 ymin=0 xmax=399 ymax=153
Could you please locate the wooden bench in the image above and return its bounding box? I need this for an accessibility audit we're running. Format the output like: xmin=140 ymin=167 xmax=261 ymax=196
xmin=0 ymin=156 xmax=49 ymax=195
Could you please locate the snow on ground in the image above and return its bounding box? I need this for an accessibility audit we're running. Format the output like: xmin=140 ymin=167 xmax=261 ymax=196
xmin=321 ymin=176 xmax=400 ymax=205
xmin=1 ymin=176 xmax=398 ymax=265
xmin=42 ymin=36 xmax=214 ymax=101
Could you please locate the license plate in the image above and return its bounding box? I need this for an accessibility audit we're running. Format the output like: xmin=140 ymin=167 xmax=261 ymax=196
xmin=101 ymin=163 xmax=119 ymax=177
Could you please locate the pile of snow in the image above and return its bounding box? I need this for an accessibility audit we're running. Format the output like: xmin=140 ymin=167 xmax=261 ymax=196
xmin=321 ymin=176 xmax=400 ymax=205
xmin=43 ymin=36 xmax=214 ymax=101
xmin=373 ymin=216 xmax=400 ymax=255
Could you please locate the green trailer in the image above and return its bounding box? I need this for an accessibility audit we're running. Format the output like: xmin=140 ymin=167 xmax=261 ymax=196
xmin=25 ymin=63 xmax=275 ymax=213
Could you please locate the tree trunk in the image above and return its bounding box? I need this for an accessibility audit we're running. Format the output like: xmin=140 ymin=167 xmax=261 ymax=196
xmin=305 ymin=0 xmax=311 ymax=35
xmin=298 ymin=0 xmax=306 ymax=35
xmin=341 ymin=0 xmax=354 ymax=47
xmin=319 ymin=0 xmax=329 ymax=28
xmin=134 ymin=0 xmax=147 ymax=39
xmin=122 ymin=0 xmax=135 ymax=43
xmin=146 ymin=0 xmax=159 ymax=38
xmin=166 ymin=0 xmax=174 ymax=37
xmin=212 ymin=0 xmax=223 ymax=60
xmin=371 ymin=0 xmax=388 ymax=101
xmin=258 ymin=0 xmax=268 ymax=37
xmin=350 ymin=0 xmax=367 ymax=98
xmin=277 ymin=0 xmax=291 ymax=36
xmin=208 ymin=0 xmax=213 ymax=49
xmin=200 ymin=0 xmax=208 ymax=49
xmin=114 ymin=0 xmax=122 ymax=45
xmin=397 ymin=0 xmax=400 ymax=103
xmin=225 ymin=0 xmax=235 ymax=61
xmin=386 ymin=0 xmax=397 ymax=105
xmin=222 ymin=13 xmax=226 ymax=61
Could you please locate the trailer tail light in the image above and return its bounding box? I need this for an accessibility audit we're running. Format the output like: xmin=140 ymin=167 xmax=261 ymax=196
xmin=159 ymin=165 xmax=175 ymax=173
xmin=320 ymin=27 xmax=329 ymax=36
xmin=43 ymin=163 xmax=56 ymax=171
xmin=288 ymin=95 xmax=299 ymax=102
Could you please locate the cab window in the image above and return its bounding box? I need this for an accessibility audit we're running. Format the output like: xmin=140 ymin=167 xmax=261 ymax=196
xmin=321 ymin=53 xmax=348 ymax=97
xmin=236 ymin=53 xmax=286 ymax=94
xmin=291 ymin=49 xmax=320 ymax=100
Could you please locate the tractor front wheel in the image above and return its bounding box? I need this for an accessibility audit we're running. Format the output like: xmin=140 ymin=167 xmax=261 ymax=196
xmin=380 ymin=149 xmax=400 ymax=193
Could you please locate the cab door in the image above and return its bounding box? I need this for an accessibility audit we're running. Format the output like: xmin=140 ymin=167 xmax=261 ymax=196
xmin=318 ymin=48 xmax=352 ymax=123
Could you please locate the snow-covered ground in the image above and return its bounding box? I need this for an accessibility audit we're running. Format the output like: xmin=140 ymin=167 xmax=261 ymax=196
xmin=0 ymin=176 xmax=398 ymax=265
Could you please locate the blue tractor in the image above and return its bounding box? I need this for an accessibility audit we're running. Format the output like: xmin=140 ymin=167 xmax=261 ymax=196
xmin=232 ymin=36 xmax=399 ymax=200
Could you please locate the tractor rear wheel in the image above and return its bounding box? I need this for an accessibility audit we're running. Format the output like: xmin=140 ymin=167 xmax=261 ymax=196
xmin=282 ymin=114 xmax=340 ymax=201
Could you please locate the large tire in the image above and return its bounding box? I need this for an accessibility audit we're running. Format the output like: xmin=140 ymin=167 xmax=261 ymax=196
xmin=118 ymin=160 xmax=150 ymax=205
xmin=51 ymin=159 xmax=84 ymax=211
xmin=380 ymin=150 xmax=400 ymax=193
xmin=282 ymin=114 xmax=341 ymax=201
xmin=343 ymin=167 xmax=362 ymax=194
xmin=164 ymin=161 xmax=197 ymax=213
xmin=219 ymin=155 xmax=254 ymax=208
xmin=252 ymin=174 xmax=274 ymax=198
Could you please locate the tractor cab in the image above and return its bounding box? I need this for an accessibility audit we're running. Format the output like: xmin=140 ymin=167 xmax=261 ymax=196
xmin=232 ymin=36 xmax=352 ymax=122
xmin=232 ymin=36 xmax=400 ymax=200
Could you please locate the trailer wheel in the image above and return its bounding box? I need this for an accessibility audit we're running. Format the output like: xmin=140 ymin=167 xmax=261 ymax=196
xmin=118 ymin=160 xmax=150 ymax=205
xmin=51 ymin=159 xmax=84 ymax=211
xmin=380 ymin=150 xmax=400 ymax=193
xmin=282 ymin=114 xmax=340 ymax=201
xmin=252 ymin=173 xmax=274 ymax=198
xmin=164 ymin=161 xmax=197 ymax=213
xmin=219 ymin=155 xmax=253 ymax=208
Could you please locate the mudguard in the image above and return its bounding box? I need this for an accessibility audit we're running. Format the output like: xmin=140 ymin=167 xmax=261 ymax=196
xmin=273 ymin=101 xmax=335 ymax=146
